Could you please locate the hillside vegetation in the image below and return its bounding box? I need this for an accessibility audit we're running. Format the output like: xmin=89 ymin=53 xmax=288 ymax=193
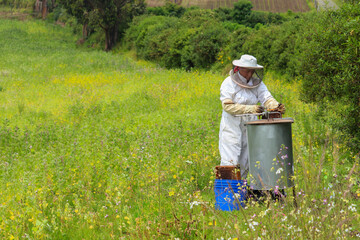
xmin=0 ymin=17 xmax=359 ymax=239
xmin=145 ymin=0 xmax=310 ymax=12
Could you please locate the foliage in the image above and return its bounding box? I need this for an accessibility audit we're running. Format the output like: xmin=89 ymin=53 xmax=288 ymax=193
xmin=137 ymin=16 xmax=178 ymax=62
xmin=59 ymin=0 xmax=91 ymax=25
xmin=299 ymin=3 xmax=360 ymax=151
xmin=124 ymin=15 xmax=176 ymax=57
xmin=124 ymin=10 xmax=229 ymax=70
xmin=214 ymin=3 xmax=287 ymax=27
xmin=241 ymin=24 xmax=280 ymax=68
xmin=180 ymin=22 xmax=229 ymax=69
xmin=146 ymin=1 xmax=186 ymax=17
xmin=222 ymin=25 xmax=253 ymax=62
xmin=0 ymin=0 xmax=33 ymax=9
xmin=0 ymin=19 xmax=359 ymax=239
xmin=221 ymin=20 xmax=242 ymax=32
xmin=213 ymin=7 xmax=232 ymax=21
xmin=245 ymin=11 xmax=286 ymax=27
xmin=58 ymin=0 xmax=146 ymax=50
xmin=124 ymin=1 xmax=293 ymax=70
xmin=231 ymin=0 xmax=253 ymax=25
xmin=238 ymin=17 xmax=304 ymax=77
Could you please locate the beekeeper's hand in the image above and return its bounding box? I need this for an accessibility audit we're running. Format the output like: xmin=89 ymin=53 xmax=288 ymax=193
xmin=222 ymin=99 xmax=264 ymax=115
xmin=277 ymin=103 xmax=286 ymax=114
xmin=264 ymin=97 xmax=279 ymax=110
xmin=254 ymin=105 xmax=264 ymax=113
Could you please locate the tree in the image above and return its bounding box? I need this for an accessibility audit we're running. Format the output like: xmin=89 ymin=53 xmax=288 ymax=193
xmin=231 ymin=0 xmax=252 ymax=25
xmin=60 ymin=0 xmax=145 ymax=51
xmin=60 ymin=0 xmax=92 ymax=40
xmin=42 ymin=0 xmax=48 ymax=19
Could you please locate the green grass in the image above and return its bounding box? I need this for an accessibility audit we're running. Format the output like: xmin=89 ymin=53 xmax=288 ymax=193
xmin=0 ymin=18 xmax=359 ymax=239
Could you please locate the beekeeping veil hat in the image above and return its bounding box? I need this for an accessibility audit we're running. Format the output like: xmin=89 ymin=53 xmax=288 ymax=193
xmin=232 ymin=54 xmax=263 ymax=69
xmin=230 ymin=54 xmax=263 ymax=89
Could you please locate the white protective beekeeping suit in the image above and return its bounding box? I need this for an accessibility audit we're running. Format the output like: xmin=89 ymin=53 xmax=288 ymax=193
xmin=219 ymin=55 xmax=280 ymax=178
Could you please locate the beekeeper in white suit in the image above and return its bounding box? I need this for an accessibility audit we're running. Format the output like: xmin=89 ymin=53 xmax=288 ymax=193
xmin=219 ymin=54 xmax=285 ymax=178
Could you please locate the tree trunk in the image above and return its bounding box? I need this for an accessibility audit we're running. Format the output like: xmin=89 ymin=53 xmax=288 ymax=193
xmin=34 ymin=0 xmax=41 ymax=13
xmin=105 ymin=29 xmax=111 ymax=51
xmin=42 ymin=0 xmax=47 ymax=19
xmin=104 ymin=24 xmax=119 ymax=51
xmin=82 ymin=22 xmax=88 ymax=40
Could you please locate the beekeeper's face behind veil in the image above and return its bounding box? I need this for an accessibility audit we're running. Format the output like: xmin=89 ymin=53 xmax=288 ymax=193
xmin=230 ymin=54 xmax=264 ymax=89
xmin=239 ymin=68 xmax=255 ymax=82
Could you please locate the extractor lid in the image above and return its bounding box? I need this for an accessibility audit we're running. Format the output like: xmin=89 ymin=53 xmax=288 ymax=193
xmin=246 ymin=117 xmax=294 ymax=125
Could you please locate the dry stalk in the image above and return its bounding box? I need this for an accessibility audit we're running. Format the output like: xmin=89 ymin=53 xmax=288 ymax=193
xmin=331 ymin=141 xmax=339 ymax=176
xmin=316 ymin=136 xmax=329 ymax=185
xmin=343 ymin=157 xmax=358 ymax=198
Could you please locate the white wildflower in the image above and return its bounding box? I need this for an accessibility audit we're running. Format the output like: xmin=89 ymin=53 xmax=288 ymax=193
xmin=248 ymin=221 xmax=258 ymax=231
xmin=189 ymin=201 xmax=201 ymax=209
xmin=276 ymin=168 xmax=284 ymax=175
xmin=259 ymin=209 xmax=269 ymax=217
xmin=348 ymin=204 xmax=357 ymax=212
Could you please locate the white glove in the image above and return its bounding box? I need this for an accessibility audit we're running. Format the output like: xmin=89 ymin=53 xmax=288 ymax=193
xmin=222 ymin=99 xmax=264 ymax=115
xmin=264 ymin=98 xmax=285 ymax=114
xmin=264 ymin=97 xmax=279 ymax=110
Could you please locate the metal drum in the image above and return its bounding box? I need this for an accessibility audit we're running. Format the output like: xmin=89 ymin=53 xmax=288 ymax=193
xmin=246 ymin=118 xmax=294 ymax=190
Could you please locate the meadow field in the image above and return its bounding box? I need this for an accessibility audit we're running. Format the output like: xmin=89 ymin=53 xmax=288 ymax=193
xmin=145 ymin=0 xmax=310 ymax=12
xmin=0 ymin=18 xmax=359 ymax=239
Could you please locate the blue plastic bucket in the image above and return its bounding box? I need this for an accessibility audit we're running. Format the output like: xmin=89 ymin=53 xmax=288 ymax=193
xmin=214 ymin=179 xmax=247 ymax=211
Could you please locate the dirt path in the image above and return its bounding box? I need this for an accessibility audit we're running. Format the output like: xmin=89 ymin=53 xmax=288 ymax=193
xmin=315 ymin=0 xmax=338 ymax=10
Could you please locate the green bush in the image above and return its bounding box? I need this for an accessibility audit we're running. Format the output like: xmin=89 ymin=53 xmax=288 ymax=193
xmin=231 ymin=0 xmax=252 ymax=25
xmin=267 ymin=18 xmax=305 ymax=77
xmin=223 ymin=25 xmax=253 ymax=62
xmin=221 ymin=21 xmax=242 ymax=32
xmin=214 ymin=7 xmax=232 ymax=22
xmin=141 ymin=22 xmax=177 ymax=61
xmin=161 ymin=27 xmax=194 ymax=68
xmin=124 ymin=15 xmax=168 ymax=50
xmin=180 ymin=8 xmax=216 ymax=27
xmin=128 ymin=15 xmax=178 ymax=61
xmin=124 ymin=9 xmax=229 ymax=70
xmin=180 ymin=22 xmax=229 ymax=69
xmin=299 ymin=3 xmax=360 ymax=151
xmin=221 ymin=15 xmax=305 ymax=77
xmin=245 ymin=11 xmax=286 ymax=28
xmin=146 ymin=2 xmax=186 ymax=17
xmin=240 ymin=25 xmax=279 ymax=68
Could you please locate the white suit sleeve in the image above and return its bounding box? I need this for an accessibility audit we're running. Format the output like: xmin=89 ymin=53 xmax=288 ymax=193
xmin=222 ymin=99 xmax=259 ymax=114
xmin=220 ymin=77 xmax=234 ymax=102
xmin=257 ymin=82 xmax=274 ymax=105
